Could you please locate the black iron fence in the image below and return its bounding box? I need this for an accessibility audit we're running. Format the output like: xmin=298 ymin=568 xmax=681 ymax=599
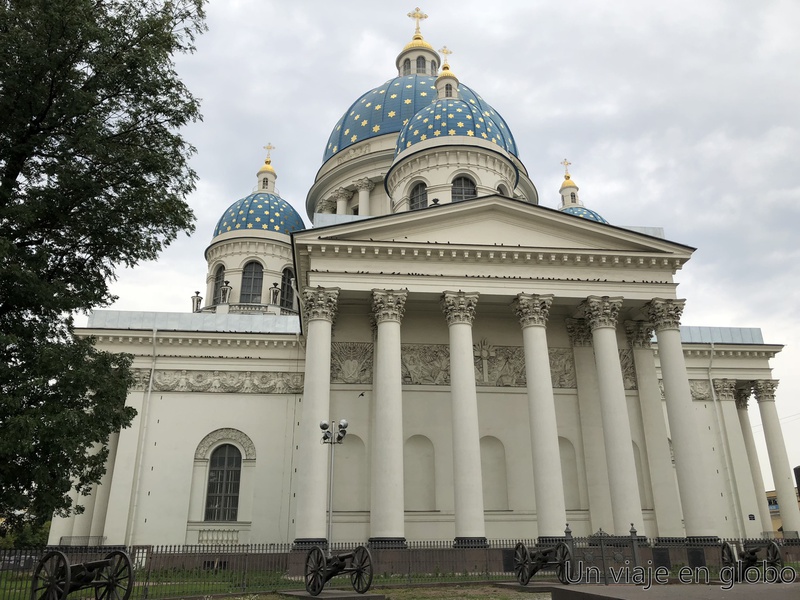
xmin=3 ymin=535 xmax=799 ymax=599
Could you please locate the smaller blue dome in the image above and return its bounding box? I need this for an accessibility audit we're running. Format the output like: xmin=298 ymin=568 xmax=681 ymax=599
xmin=561 ymin=206 xmax=608 ymax=224
xmin=213 ymin=192 xmax=305 ymax=238
xmin=395 ymin=97 xmax=516 ymax=156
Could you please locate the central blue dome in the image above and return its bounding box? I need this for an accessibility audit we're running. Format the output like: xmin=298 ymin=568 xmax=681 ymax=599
xmin=323 ymin=74 xmax=517 ymax=163
xmin=561 ymin=206 xmax=608 ymax=224
xmin=213 ymin=192 xmax=305 ymax=238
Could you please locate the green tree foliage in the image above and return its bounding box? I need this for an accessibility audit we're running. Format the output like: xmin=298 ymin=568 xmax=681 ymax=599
xmin=0 ymin=0 xmax=205 ymax=532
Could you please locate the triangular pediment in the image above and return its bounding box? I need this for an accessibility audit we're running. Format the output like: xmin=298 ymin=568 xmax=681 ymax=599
xmin=298 ymin=196 xmax=693 ymax=256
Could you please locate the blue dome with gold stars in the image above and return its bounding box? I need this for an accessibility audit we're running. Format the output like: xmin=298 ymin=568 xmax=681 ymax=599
xmin=323 ymin=74 xmax=517 ymax=163
xmin=561 ymin=206 xmax=608 ymax=224
xmin=213 ymin=192 xmax=305 ymax=238
xmin=396 ymin=97 xmax=516 ymax=156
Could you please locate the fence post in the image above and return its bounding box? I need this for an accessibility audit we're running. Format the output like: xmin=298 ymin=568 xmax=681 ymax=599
xmin=629 ymin=523 xmax=639 ymax=568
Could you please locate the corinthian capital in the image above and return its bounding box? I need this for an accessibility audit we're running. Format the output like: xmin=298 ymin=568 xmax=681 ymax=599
xmin=333 ymin=187 xmax=353 ymax=202
xmin=565 ymin=318 xmax=593 ymax=347
xmin=354 ymin=177 xmax=375 ymax=192
xmin=625 ymin=320 xmax=655 ymax=348
xmin=581 ymin=295 xmax=623 ymax=330
xmin=301 ymin=287 xmax=340 ymax=322
xmin=441 ymin=291 xmax=479 ymax=326
xmin=753 ymin=380 xmax=779 ymax=403
xmin=513 ymin=293 xmax=553 ymax=328
xmin=372 ymin=289 xmax=408 ymax=324
xmin=734 ymin=387 xmax=751 ymax=410
xmin=713 ymin=378 xmax=737 ymax=401
xmin=646 ymin=298 xmax=686 ymax=332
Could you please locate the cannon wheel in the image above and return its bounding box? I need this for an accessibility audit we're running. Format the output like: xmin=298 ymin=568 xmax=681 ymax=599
xmin=555 ymin=542 xmax=573 ymax=585
xmin=31 ymin=551 xmax=71 ymax=600
xmin=721 ymin=541 xmax=736 ymax=569
xmin=513 ymin=542 xmax=532 ymax=586
xmin=95 ymin=551 xmax=133 ymax=600
xmin=304 ymin=546 xmax=327 ymax=597
xmin=765 ymin=540 xmax=783 ymax=570
xmin=350 ymin=545 xmax=373 ymax=594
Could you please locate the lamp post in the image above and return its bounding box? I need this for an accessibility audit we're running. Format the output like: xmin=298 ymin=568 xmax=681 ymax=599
xmin=320 ymin=418 xmax=348 ymax=558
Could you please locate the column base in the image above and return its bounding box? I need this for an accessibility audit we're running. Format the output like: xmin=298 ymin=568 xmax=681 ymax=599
xmin=453 ymin=537 xmax=488 ymax=548
xmin=368 ymin=537 xmax=407 ymax=549
xmin=292 ymin=538 xmax=327 ymax=551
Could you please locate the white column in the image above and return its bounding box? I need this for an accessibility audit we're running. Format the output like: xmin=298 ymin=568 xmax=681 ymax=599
xmin=293 ymin=287 xmax=339 ymax=545
xmin=513 ymin=294 xmax=567 ymax=538
xmin=566 ymin=319 xmax=614 ymax=532
xmin=442 ymin=291 xmax=486 ymax=546
xmin=582 ymin=296 xmax=643 ymax=534
xmin=625 ymin=321 xmax=684 ymax=538
xmin=713 ymin=380 xmax=766 ymax=538
xmin=647 ymin=298 xmax=715 ymax=537
xmin=735 ymin=388 xmax=774 ymax=535
xmin=355 ymin=178 xmax=375 ymax=217
xmin=754 ymin=380 xmax=800 ymax=535
xmin=369 ymin=289 xmax=407 ymax=546
xmin=334 ymin=187 xmax=352 ymax=215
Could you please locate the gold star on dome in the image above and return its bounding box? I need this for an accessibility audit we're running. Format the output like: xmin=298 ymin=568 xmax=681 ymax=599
xmin=361 ymin=119 xmax=367 ymax=126
xmin=372 ymin=125 xmax=380 ymax=132
xmin=404 ymin=99 xmax=411 ymax=104
xmin=255 ymin=217 xmax=261 ymax=222
xmin=390 ymin=94 xmax=397 ymax=99
xmin=365 ymin=102 xmax=371 ymax=107
xmin=351 ymin=134 xmax=357 ymax=142
xmin=375 ymin=104 xmax=382 ymax=110
xmin=403 ymin=118 xmax=409 ymax=125
xmin=434 ymin=130 xmax=441 ymax=136
xmin=388 ymin=110 xmax=396 ymax=117
xmin=448 ymin=129 xmax=456 ymax=135
xmin=467 ymin=130 xmax=474 ymax=136
xmin=420 ymin=91 xmax=427 ymax=96
xmin=420 ymin=134 xmax=427 ymax=140
xmin=247 ymin=223 xmax=253 ymax=228
xmin=262 ymin=224 xmax=268 ymax=229
xmin=457 ymin=122 xmax=464 ymax=127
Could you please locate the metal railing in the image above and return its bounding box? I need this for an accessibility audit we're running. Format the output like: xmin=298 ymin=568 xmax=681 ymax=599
xmin=3 ymin=535 xmax=798 ymax=600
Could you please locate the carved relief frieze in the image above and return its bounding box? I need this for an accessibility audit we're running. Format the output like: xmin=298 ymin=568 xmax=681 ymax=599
xmin=331 ymin=342 xmax=374 ymax=384
xmin=689 ymin=380 xmax=711 ymax=401
xmin=152 ymin=369 xmax=302 ymax=394
xmin=619 ymin=349 xmax=638 ymax=390
xmin=478 ymin=345 xmax=526 ymax=387
xmin=130 ymin=368 xmax=152 ymax=391
xmin=401 ymin=344 xmax=451 ymax=385
xmin=549 ymin=349 xmax=577 ymax=388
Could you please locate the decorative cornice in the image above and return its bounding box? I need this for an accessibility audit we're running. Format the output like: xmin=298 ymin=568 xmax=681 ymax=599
xmin=301 ymin=287 xmax=339 ymax=322
xmin=195 ymin=428 xmax=256 ymax=460
xmin=441 ymin=291 xmax=479 ymax=326
xmin=646 ymin=298 xmax=685 ymax=332
xmin=625 ymin=320 xmax=655 ymax=348
xmin=713 ymin=378 xmax=737 ymax=401
xmin=565 ymin=318 xmax=593 ymax=347
xmin=372 ymin=289 xmax=408 ymax=324
xmin=354 ymin=177 xmax=375 ymax=192
xmin=581 ymin=295 xmax=623 ymax=330
xmin=513 ymin=293 xmax=553 ymax=328
xmin=753 ymin=379 xmax=779 ymax=403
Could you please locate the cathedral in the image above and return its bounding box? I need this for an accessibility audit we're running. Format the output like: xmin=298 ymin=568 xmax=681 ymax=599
xmin=49 ymin=11 xmax=800 ymax=548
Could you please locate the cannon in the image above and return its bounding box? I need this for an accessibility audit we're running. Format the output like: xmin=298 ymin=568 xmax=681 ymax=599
xmin=304 ymin=545 xmax=373 ymax=596
xmin=30 ymin=550 xmax=133 ymax=600
xmin=513 ymin=541 xmax=573 ymax=585
xmin=721 ymin=539 xmax=783 ymax=580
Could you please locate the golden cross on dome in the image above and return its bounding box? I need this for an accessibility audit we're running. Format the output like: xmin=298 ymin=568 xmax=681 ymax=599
xmin=561 ymin=158 xmax=572 ymax=176
xmin=439 ymin=45 xmax=452 ymax=65
xmin=263 ymin=143 xmax=275 ymax=159
xmin=408 ymin=7 xmax=428 ymax=35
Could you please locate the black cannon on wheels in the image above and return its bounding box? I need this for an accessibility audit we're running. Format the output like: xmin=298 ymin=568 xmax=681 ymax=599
xmin=721 ymin=539 xmax=783 ymax=579
xmin=304 ymin=545 xmax=373 ymax=596
xmin=30 ymin=550 xmax=133 ymax=600
xmin=513 ymin=541 xmax=573 ymax=585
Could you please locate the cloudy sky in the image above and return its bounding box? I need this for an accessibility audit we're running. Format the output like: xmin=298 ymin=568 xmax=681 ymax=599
xmin=104 ymin=0 xmax=800 ymax=490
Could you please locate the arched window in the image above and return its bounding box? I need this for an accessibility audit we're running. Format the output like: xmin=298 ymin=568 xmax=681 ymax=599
xmin=240 ymin=262 xmax=263 ymax=303
xmin=445 ymin=83 xmax=453 ymax=98
xmin=402 ymin=58 xmax=411 ymax=75
xmin=452 ymin=176 xmax=477 ymax=202
xmin=212 ymin=266 xmax=225 ymax=305
xmin=431 ymin=60 xmax=438 ymax=75
xmin=570 ymin=192 xmax=577 ymax=203
xmin=410 ymin=183 xmax=428 ymax=210
xmin=280 ymin=267 xmax=295 ymax=310
xmin=205 ymin=444 xmax=241 ymax=522
xmin=416 ymin=56 xmax=426 ymax=74
xmin=261 ymin=178 xmax=269 ymax=190
xmin=497 ymin=184 xmax=509 ymax=196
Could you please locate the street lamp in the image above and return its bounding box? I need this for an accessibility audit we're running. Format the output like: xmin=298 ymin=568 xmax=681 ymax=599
xmin=320 ymin=418 xmax=348 ymax=557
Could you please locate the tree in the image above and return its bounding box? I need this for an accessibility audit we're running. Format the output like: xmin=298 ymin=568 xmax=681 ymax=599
xmin=0 ymin=0 xmax=205 ymax=532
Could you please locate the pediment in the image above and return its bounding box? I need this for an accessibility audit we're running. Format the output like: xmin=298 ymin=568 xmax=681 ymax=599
xmin=299 ymin=196 xmax=693 ymax=256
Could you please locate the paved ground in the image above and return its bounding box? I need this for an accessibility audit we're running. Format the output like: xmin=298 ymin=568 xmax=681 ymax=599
xmin=496 ymin=581 xmax=800 ymax=600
